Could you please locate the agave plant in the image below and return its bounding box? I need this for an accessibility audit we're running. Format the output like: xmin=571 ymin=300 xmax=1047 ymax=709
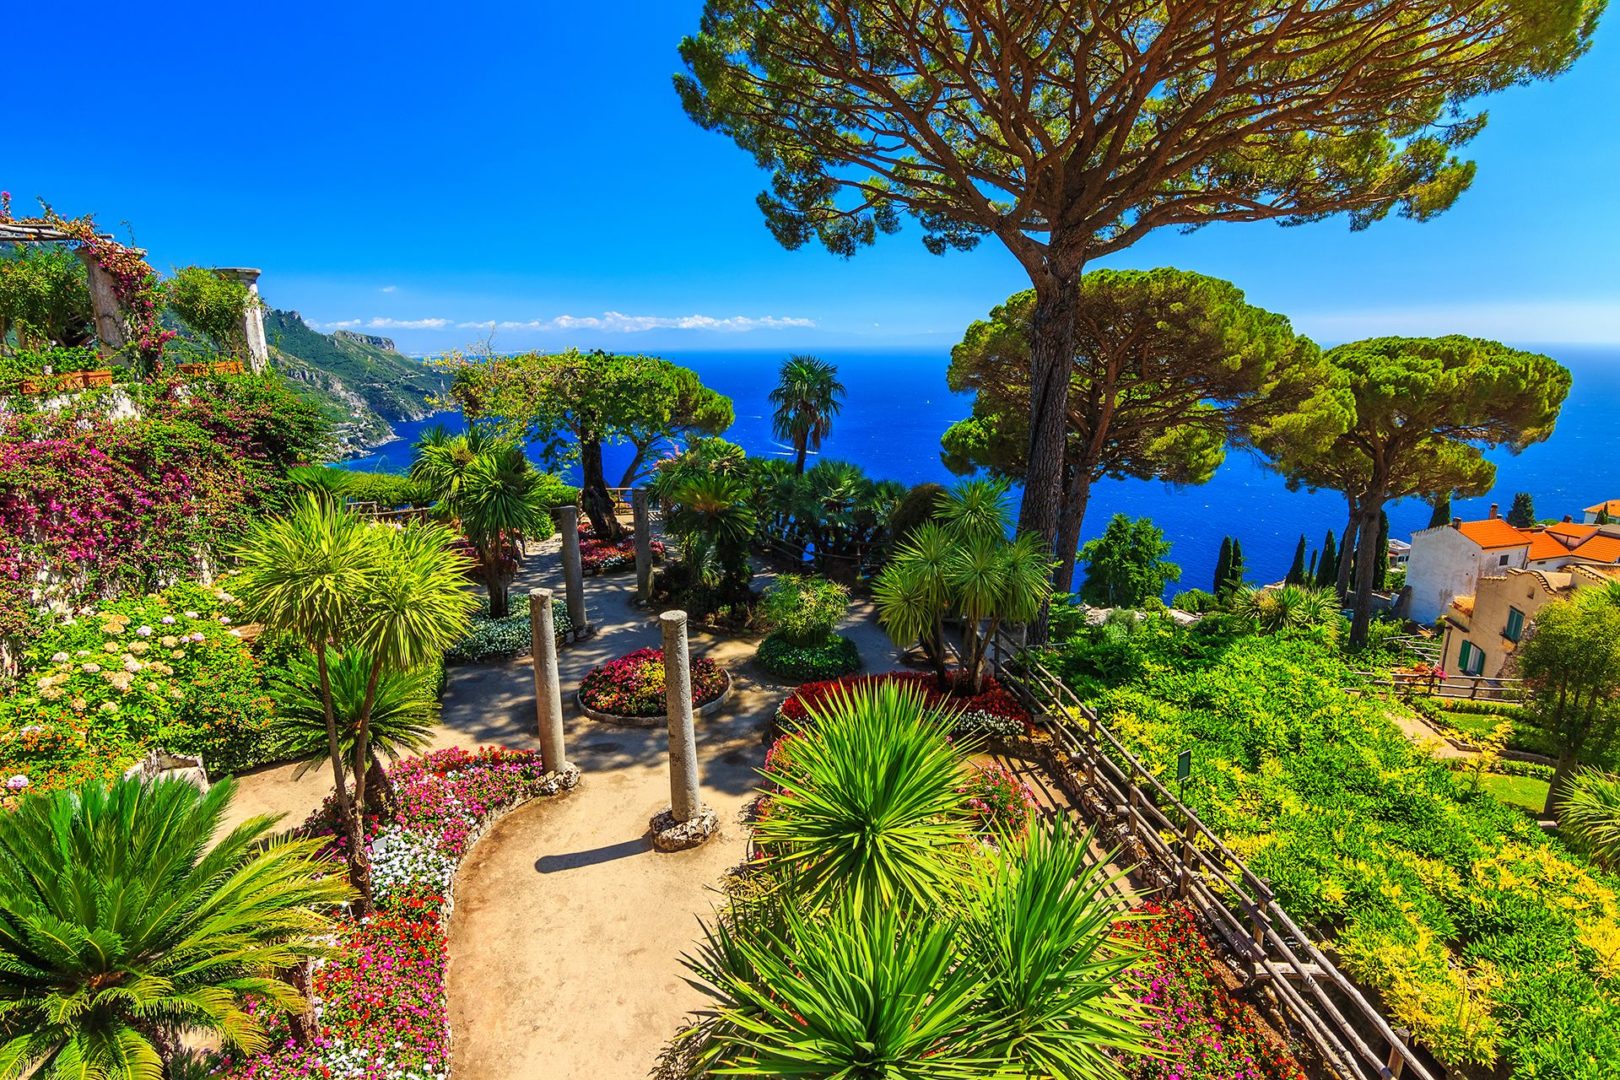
xmin=754 ymin=681 xmax=968 ymax=910
xmin=0 ymin=777 xmax=349 ymax=1078
xmin=1560 ymin=769 xmax=1620 ymax=870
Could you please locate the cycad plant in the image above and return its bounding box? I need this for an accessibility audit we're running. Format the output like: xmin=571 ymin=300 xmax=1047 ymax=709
xmin=753 ymin=681 xmax=968 ymax=910
xmin=1560 ymin=769 xmax=1620 ymax=870
xmin=233 ymin=500 xmax=473 ymax=911
xmin=269 ymin=646 xmax=440 ymax=809
xmin=0 ymin=777 xmax=349 ymax=1078
xmin=664 ymin=472 xmax=759 ymax=606
xmin=768 ymin=355 xmax=846 ymax=474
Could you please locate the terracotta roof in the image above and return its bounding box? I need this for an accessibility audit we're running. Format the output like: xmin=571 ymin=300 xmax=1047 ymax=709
xmin=1571 ymin=534 xmax=1620 ymax=563
xmin=1584 ymin=499 xmax=1620 ymax=516
xmin=1527 ymin=532 xmax=1573 ymax=561
xmin=1456 ymin=518 xmax=1533 ymax=550
xmin=1546 ymin=521 xmax=1599 ymax=542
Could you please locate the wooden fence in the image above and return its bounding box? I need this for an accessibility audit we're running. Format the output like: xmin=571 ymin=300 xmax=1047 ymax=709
xmin=993 ymin=643 xmax=1435 ymax=1080
xmin=1351 ymin=669 xmax=1524 ymax=702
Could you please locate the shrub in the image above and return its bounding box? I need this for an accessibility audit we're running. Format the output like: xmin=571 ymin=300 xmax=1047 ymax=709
xmin=444 ymin=592 xmax=572 ymax=664
xmin=1169 ymin=588 xmax=1220 ymax=613
xmin=756 ymin=631 xmax=860 ymax=681
xmin=778 ymin=671 xmax=1029 ymax=741
xmin=758 ymin=574 xmax=848 ymax=645
xmin=335 ymin=468 xmax=434 ymax=508
xmin=578 ymin=646 xmax=727 ymax=718
xmin=1561 ymin=769 xmax=1620 ymax=870
xmin=580 ymin=534 xmax=664 ymax=574
xmin=961 ymin=762 xmax=1037 ymax=838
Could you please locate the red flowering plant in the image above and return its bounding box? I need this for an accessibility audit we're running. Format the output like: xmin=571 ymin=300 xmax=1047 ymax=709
xmin=580 ymin=534 xmax=665 ymax=574
xmin=578 ymin=646 xmax=727 ymax=718
xmin=776 ymin=671 xmax=1030 ymax=740
xmin=961 ymin=762 xmax=1038 ymax=838
xmin=1114 ymin=902 xmax=1307 ymax=1080
xmin=218 ymin=746 xmax=574 ymax=1080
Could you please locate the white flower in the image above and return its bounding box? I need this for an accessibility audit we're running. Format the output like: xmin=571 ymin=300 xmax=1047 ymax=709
xmin=136 ymin=625 xmax=153 ymax=637
xmin=184 ymin=611 xmax=199 ymax=619
xmin=160 ymin=615 xmax=176 ymax=625
xmin=50 ymin=652 xmax=69 ymax=664
xmin=5 ymin=775 xmax=29 ymax=791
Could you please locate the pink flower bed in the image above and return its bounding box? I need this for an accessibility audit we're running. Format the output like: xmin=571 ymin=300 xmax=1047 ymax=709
xmin=578 ymin=646 xmax=727 ymax=718
xmin=216 ymin=747 xmax=574 ymax=1080
xmin=579 ymin=535 xmax=664 ymax=574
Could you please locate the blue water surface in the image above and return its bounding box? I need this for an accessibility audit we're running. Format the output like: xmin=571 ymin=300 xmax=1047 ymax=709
xmin=336 ymin=346 xmax=1620 ymax=598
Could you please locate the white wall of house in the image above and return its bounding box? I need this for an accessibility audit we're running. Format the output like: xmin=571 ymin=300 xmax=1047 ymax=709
xmin=1406 ymin=526 xmax=1529 ymax=625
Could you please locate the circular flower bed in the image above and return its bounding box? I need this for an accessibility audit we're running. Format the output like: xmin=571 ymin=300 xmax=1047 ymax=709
xmin=776 ymin=671 xmax=1030 ymax=740
xmin=578 ymin=646 xmax=728 ymax=722
xmin=756 ymin=631 xmax=860 ymax=682
xmin=580 ymin=535 xmax=665 ymax=574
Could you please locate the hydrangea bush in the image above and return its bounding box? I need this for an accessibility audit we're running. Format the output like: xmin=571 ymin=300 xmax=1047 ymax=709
xmin=217 ymin=746 xmax=576 ymax=1080
xmin=578 ymin=646 xmax=727 ymax=718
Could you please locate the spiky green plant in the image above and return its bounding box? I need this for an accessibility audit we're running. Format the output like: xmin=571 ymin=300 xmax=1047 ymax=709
xmin=682 ymin=896 xmax=995 ymax=1079
xmin=268 ymin=647 xmax=439 ymax=788
xmin=1560 ymin=769 xmax=1620 ymax=870
xmin=873 ymin=521 xmax=955 ymax=687
xmin=0 ymin=777 xmax=349 ymax=1079
xmin=963 ymin=817 xmax=1147 ymax=1079
xmin=438 ymin=440 xmax=556 ymax=618
xmin=935 ymin=476 xmax=1012 ymax=544
xmin=285 ymin=465 xmax=350 ymax=508
xmin=754 ymin=681 xmax=968 ymax=910
xmin=664 ymin=472 xmax=759 ymax=603
xmin=1230 ymin=583 xmax=1342 ymax=635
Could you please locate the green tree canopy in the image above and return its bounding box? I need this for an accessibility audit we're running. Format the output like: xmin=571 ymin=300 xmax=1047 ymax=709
xmin=677 ymin=0 xmax=1599 ymax=562
xmin=444 ymin=348 xmax=733 ymax=536
xmin=1507 ymin=491 xmax=1537 ymax=528
xmin=168 ymin=266 xmax=255 ymax=359
xmin=941 ymin=269 xmax=1347 ymax=589
xmin=769 ymin=354 xmax=846 ymax=473
xmin=1078 ymin=515 xmax=1181 ymax=609
xmin=1517 ymin=588 xmax=1620 ymax=818
xmin=0 ymin=243 xmax=92 ymax=350
xmin=1267 ymin=336 xmax=1570 ymax=646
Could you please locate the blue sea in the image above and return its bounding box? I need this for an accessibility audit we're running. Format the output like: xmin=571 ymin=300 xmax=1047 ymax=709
xmin=336 ymin=346 xmax=1620 ymax=597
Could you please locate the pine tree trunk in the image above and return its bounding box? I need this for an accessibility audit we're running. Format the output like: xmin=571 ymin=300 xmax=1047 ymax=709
xmin=1055 ymin=467 xmax=1093 ymax=594
xmin=1016 ymin=273 xmax=1082 ymax=552
xmin=580 ymin=439 xmax=620 ymax=539
xmin=1348 ymin=500 xmax=1385 ymax=648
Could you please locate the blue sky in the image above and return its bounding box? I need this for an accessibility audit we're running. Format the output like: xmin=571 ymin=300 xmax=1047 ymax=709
xmin=9 ymin=1 xmax=1619 ymax=354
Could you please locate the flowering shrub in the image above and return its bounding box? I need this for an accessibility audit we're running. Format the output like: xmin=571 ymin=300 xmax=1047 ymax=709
xmin=777 ymin=671 xmax=1030 ymax=740
xmin=1115 ymin=902 xmax=1306 ymax=1080
xmin=580 ymin=535 xmax=664 ymax=574
xmin=756 ymin=631 xmax=860 ymax=682
xmin=218 ymin=747 xmax=575 ymax=1080
xmin=443 ymin=592 xmax=572 ymax=664
xmin=0 ymin=581 xmax=276 ymax=797
xmin=578 ymin=646 xmax=727 ymax=718
xmin=961 ymin=762 xmax=1037 ymax=838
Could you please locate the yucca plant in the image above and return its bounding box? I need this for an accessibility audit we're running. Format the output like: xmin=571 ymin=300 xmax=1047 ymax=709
xmin=681 ymin=896 xmax=995 ymax=1079
xmin=269 ymin=646 xmax=440 ymax=808
xmin=963 ymin=817 xmax=1147 ymax=1079
xmin=0 ymin=777 xmax=349 ymax=1079
xmin=754 ymin=681 xmax=968 ymax=910
xmin=438 ymin=440 xmax=556 ymax=618
xmin=285 ymin=464 xmax=350 ymax=508
xmin=1560 ymin=769 xmax=1620 ymax=870
xmin=1230 ymin=583 xmax=1341 ymax=635
xmin=872 ymin=521 xmax=955 ymax=688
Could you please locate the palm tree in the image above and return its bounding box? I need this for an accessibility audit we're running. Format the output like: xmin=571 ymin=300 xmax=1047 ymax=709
xmin=443 ymin=441 xmax=556 ymax=618
xmin=234 ymin=502 xmax=473 ymax=912
xmin=0 ymin=777 xmax=349 ymax=1078
xmin=664 ymin=472 xmax=759 ymax=605
xmin=872 ymin=521 xmax=955 ymax=688
xmin=754 ymin=681 xmax=967 ymax=910
xmin=269 ymin=647 xmax=439 ymax=810
xmin=1560 ymin=769 xmax=1620 ymax=870
xmin=768 ymin=355 xmax=845 ymax=474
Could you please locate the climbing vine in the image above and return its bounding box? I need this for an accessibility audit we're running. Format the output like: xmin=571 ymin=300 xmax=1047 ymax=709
xmin=0 ymin=194 xmax=173 ymax=371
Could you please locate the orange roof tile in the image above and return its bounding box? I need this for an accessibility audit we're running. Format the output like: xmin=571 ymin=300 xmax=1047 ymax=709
xmin=1571 ymin=535 xmax=1620 ymax=563
xmin=1527 ymin=532 xmax=1573 ymax=561
xmin=1456 ymin=519 xmax=1533 ymax=550
xmin=1547 ymin=522 xmax=1599 ymax=542
xmin=1584 ymin=499 xmax=1620 ymax=516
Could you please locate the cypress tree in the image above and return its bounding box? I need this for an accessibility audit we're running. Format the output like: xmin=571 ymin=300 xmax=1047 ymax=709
xmin=1427 ymin=491 xmax=1453 ymax=528
xmin=1213 ymin=536 xmax=1232 ymax=597
xmin=1507 ymin=491 xmax=1536 ymax=528
xmin=1307 ymin=548 xmax=1319 ymax=581
xmin=1285 ymin=534 xmax=1308 ymax=585
xmin=1374 ymin=511 xmax=1390 ymax=590
xmin=1314 ymin=530 xmax=1338 ymax=589
xmin=1228 ymin=539 xmax=1246 ymax=593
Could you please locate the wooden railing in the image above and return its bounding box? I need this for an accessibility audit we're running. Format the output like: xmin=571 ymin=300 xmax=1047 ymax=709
xmin=347 ymin=502 xmax=431 ymax=526
xmin=1351 ymin=669 xmax=1524 ymax=702
xmin=993 ymin=639 xmax=1435 ymax=1080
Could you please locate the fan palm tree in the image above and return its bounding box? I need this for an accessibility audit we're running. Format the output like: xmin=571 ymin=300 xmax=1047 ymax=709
xmin=754 ymin=681 xmax=967 ymax=910
xmin=0 ymin=777 xmax=349 ymax=1079
xmin=285 ymin=465 xmax=350 ymax=508
xmin=768 ymin=355 xmax=845 ymax=474
xmin=407 ymin=424 xmax=495 ymax=505
xmin=1560 ymin=769 xmax=1620 ymax=870
xmin=268 ymin=647 xmax=439 ymax=810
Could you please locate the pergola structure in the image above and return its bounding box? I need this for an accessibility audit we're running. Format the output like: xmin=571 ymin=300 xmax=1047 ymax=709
xmin=1 ymin=220 xmax=268 ymax=372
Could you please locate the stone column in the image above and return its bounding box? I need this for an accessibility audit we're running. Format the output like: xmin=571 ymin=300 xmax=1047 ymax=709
xmin=661 ymin=610 xmax=702 ymax=822
xmin=76 ymin=250 xmax=128 ymax=360
xmin=529 ymin=589 xmax=567 ymax=773
xmin=632 ymin=487 xmax=654 ymax=604
xmin=556 ymin=505 xmax=589 ymax=637
xmin=214 ymin=268 xmax=270 ymax=374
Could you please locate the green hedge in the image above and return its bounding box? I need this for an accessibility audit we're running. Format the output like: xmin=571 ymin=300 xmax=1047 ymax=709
xmin=1072 ymin=628 xmax=1620 ymax=1077
xmin=444 ymin=593 xmax=572 ymax=665
xmin=756 ymin=632 xmax=861 ymax=682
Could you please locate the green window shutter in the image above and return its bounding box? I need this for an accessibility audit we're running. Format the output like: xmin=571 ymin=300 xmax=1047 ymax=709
xmin=1505 ymin=607 xmax=1525 ymax=642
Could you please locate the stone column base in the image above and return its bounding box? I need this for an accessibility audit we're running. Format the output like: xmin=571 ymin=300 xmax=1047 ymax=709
xmin=650 ymin=805 xmax=719 ymax=852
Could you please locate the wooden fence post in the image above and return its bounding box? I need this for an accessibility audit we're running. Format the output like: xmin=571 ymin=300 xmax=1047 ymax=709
xmin=1386 ymin=1028 xmax=1411 ymax=1078
xmin=1250 ymin=877 xmax=1274 ymax=959
xmin=1178 ymin=813 xmax=1197 ymax=898
xmin=1086 ymin=711 xmax=1098 ymax=786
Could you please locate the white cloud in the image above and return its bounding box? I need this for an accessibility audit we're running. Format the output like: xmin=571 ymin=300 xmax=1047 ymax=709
xmin=380 ymin=285 xmax=398 ymax=293
xmin=319 ymin=311 xmax=814 ymax=335
xmin=1296 ymin=299 xmax=1620 ymax=346
xmin=363 ymin=317 xmax=450 ymax=330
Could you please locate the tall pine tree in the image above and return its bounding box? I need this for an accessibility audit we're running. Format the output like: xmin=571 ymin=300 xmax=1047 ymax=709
xmin=1314 ymin=530 xmax=1339 ymax=590
xmin=1374 ymin=511 xmax=1390 ymax=590
xmin=1213 ymin=536 xmax=1233 ymax=597
xmin=1285 ymin=534 xmax=1308 ymax=585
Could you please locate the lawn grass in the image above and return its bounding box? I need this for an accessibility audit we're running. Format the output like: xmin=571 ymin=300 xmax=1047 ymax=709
xmin=1476 ymin=771 xmax=1550 ymax=816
